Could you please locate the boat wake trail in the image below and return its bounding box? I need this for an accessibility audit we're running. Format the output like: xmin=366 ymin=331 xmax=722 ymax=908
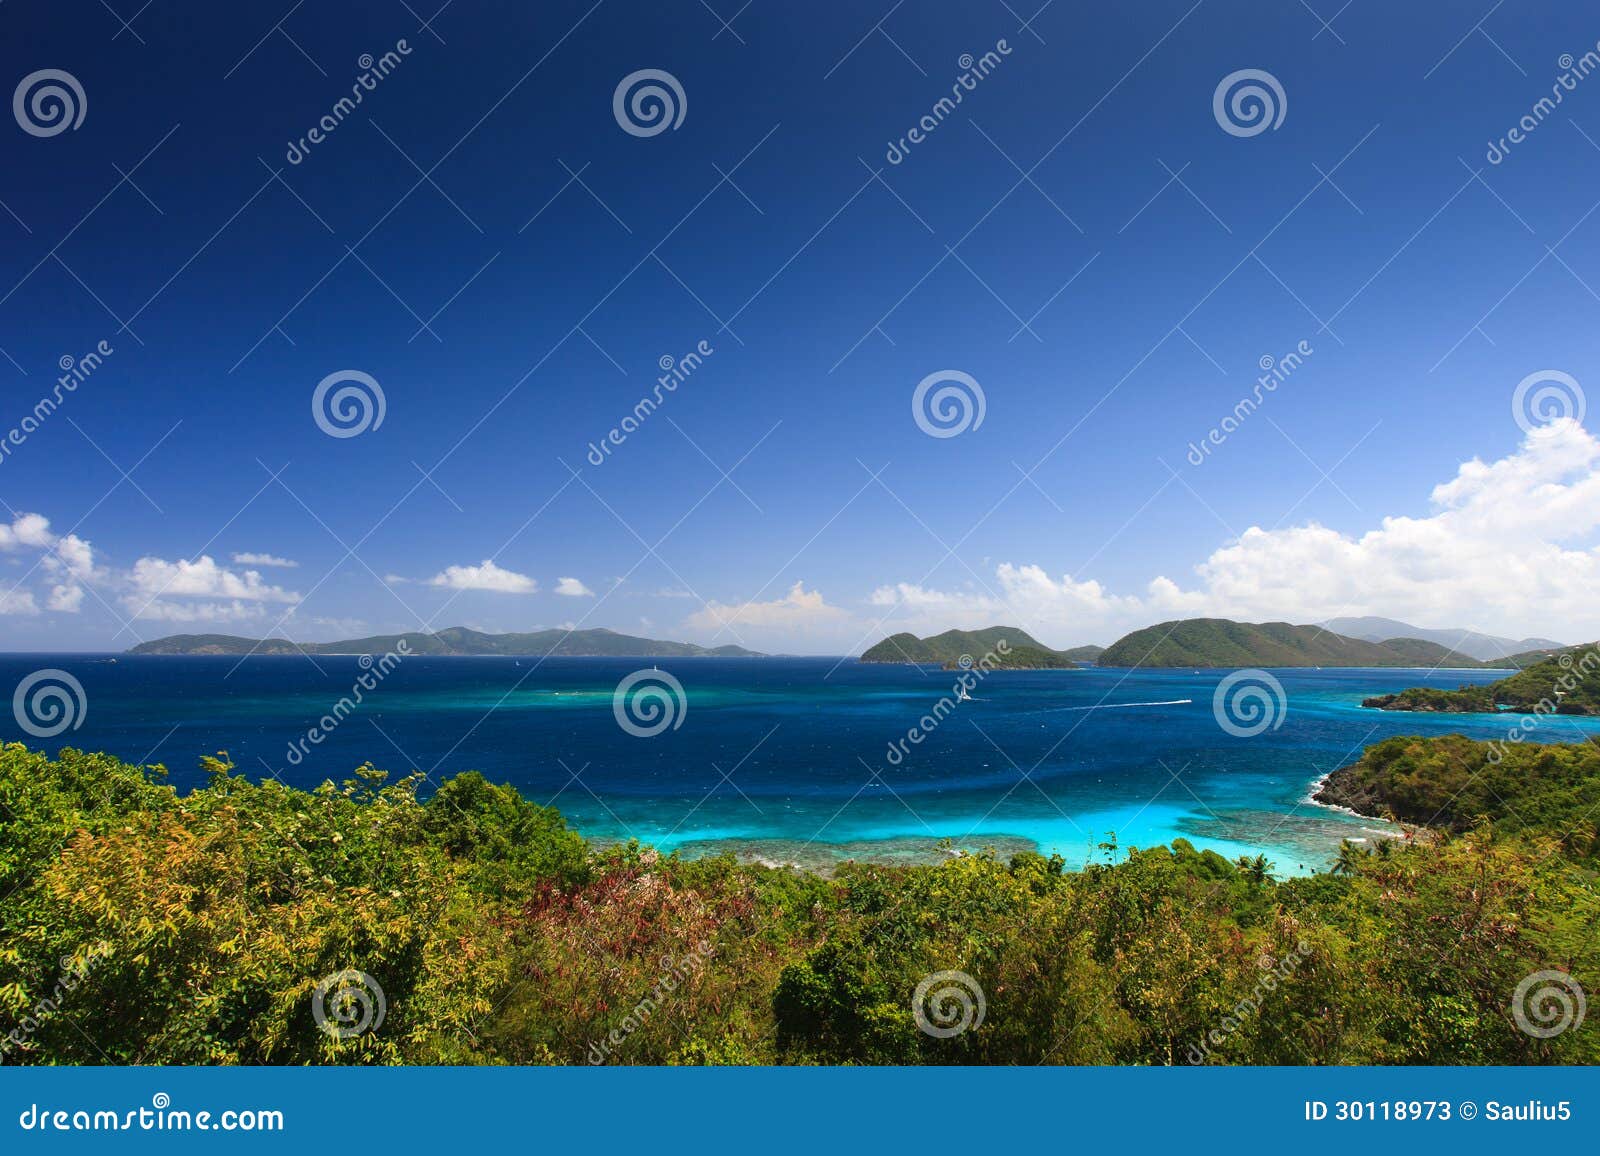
xmin=1033 ymin=698 xmax=1194 ymax=713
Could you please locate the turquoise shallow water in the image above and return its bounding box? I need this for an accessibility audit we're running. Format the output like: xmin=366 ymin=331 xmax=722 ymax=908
xmin=5 ymin=655 xmax=1595 ymax=874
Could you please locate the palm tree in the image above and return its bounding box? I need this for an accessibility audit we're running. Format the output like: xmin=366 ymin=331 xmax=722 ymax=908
xmin=1331 ymin=840 xmax=1368 ymax=876
xmin=1233 ymin=853 xmax=1276 ymax=883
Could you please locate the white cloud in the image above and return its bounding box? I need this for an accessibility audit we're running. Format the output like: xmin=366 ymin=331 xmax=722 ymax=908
xmin=0 ymin=513 xmax=55 ymax=551
xmin=128 ymin=555 xmax=300 ymax=603
xmin=0 ymin=513 xmax=96 ymax=615
xmin=47 ymin=584 xmax=84 ymax=613
xmin=0 ymin=588 xmax=39 ymax=616
xmin=687 ymin=581 xmax=849 ymax=633
xmin=231 ymin=551 xmax=298 ymax=568
xmin=554 ymin=576 xmax=595 ymax=597
xmin=130 ymin=599 xmax=272 ymax=624
xmin=50 ymin=534 xmax=94 ymax=580
xmin=427 ymin=559 xmax=538 ymax=594
xmin=872 ymin=420 xmax=1600 ymax=644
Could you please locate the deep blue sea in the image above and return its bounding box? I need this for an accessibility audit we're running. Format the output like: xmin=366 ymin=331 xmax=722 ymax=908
xmin=6 ymin=655 xmax=1597 ymax=874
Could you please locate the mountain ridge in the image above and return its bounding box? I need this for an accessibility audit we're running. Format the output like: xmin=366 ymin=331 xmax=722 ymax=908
xmin=859 ymin=627 xmax=1085 ymax=669
xmin=127 ymin=626 xmax=763 ymax=658
xmin=1096 ymin=618 xmax=1497 ymax=669
xmin=1322 ymin=616 xmax=1566 ymax=662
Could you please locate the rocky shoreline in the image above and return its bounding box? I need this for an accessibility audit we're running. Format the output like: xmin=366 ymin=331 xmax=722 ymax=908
xmin=1310 ymin=764 xmax=1389 ymax=821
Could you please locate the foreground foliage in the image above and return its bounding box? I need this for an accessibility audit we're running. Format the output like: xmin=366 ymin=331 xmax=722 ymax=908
xmin=1 ymin=741 xmax=1595 ymax=1065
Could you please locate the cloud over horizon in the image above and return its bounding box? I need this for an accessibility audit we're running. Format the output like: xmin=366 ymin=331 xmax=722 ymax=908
xmin=554 ymin=577 xmax=595 ymax=597
xmin=870 ymin=420 xmax=1600 ymax=646
xmin=0 ymin=512 xmax=96 ymax=617
xmin=686 ymin=581 xmax=850 ymax=640
xmin=427 ymin=559 xmax=538 ymax=594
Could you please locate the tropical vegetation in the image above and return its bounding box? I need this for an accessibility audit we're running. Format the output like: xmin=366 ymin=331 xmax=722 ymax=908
xmin=1363 ymin=647 xmax=1600 ymax=715
xmin=1096 ymin=619 xmax=1497 ymax=669
xmin=1 ymin=738 xmax=1595 ymax=1065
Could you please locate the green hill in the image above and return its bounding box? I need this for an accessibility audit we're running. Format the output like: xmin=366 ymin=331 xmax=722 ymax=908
xmin=1096 ymin=618 xmax=1491 ymax=669
xmin=1315 ymin=733 xmax=1600 ymax=861
xmin=1363 ymin=646 xmax=1600 ymax=715
xmin=128 ymin=626 xmax=762 ymax=658
xmin=859 ymin=627 xmax=1081 ymax=669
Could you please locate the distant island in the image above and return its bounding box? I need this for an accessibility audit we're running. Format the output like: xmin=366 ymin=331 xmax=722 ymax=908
xmin=1095 ymin=618 xmax=1507 ymax=669
xmin=1321 ymin=616 xmax=1566 ymax=663
xmin=1362 ymin=646 xmax=1598 ymax=715
xmin=128 ymin=626 xmax=764 ymax=658
xmin=859 ymin=627 xmax=1093 ymax=669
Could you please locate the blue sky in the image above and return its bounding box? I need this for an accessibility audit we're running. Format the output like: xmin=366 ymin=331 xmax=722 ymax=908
xmin=3 ymin=1 xmax=1600 ymax=652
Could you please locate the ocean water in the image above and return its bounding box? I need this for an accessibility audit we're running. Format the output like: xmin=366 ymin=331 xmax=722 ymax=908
xmin=5 ymin=655 xmax=1596 ymax=874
